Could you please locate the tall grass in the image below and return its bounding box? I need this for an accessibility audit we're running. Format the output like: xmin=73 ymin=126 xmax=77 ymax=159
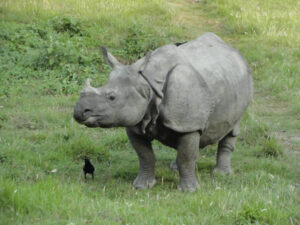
xmin=0 ymin=0 xmax=171 ymax=22
xmin=201 ymin=0 xmax=300 ymax=47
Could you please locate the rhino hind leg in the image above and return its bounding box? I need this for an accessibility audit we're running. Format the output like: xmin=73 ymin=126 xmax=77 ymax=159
xmin=214 ymin=122 xmax=240 ymax=175
xmin=126 ymin=129 xmax=156 ymax=189
xmin=176 ymin=132 xmax=200 ymax=192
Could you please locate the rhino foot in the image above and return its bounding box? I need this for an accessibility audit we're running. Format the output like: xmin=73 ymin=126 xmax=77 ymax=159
xmin=213 ymin=167 xmax=233 ymax=175
xmin=133 ymin=175 xmax=156 ymax=190
xmin=178 ymin=178 xmax=199 ymax=193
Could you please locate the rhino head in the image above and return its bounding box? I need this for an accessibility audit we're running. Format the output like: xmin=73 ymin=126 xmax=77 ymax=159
xmin=73 ymin=47 xmax=152 ymax=128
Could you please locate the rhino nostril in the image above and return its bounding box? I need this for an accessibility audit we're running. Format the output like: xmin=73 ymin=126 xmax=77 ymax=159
xmin=83 ymin=109 xmax=92 ymax=118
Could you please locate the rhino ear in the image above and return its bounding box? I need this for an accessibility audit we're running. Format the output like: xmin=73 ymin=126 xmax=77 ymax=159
xmin=139 ymin=51 xmax=152 ymax=72
xmin=101 ymin=46 xmax=122 ymax=68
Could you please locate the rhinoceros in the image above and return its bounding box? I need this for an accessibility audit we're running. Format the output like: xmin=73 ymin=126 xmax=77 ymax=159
xmin=74 ymin=32 xmax=253 ymax=192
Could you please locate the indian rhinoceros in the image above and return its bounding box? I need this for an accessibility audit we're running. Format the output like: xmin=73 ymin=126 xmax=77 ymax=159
xmin=73 ymin=32 xmax=253 ymax=192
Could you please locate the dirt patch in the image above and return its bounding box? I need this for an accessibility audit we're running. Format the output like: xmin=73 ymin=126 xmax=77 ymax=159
xmin=14 ymin=118 xmax=44 ymax=130
xmin=169 ymin=0 xmax=223 ymax=34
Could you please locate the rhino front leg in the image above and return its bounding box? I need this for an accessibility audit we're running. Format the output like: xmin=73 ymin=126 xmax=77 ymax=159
xmin=126 ymin=128 xmax=156 ymax=189
xmin=176 ymin=132 xmax=200 ymax=192
xmin=214 ymin=124 xmax=239 ymax=174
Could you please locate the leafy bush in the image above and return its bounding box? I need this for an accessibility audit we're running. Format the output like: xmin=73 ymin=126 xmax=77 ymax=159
xmin=52 ymin=17 xmax=83 ymax=37
xmin=0 ymin=21 xmax=107 ymax=96
xmin=235 ymin=204 xmax=268 ymax=224
xmin=0 ymin=153 xmax=8 ymax=163
xmin=121 ymin=23 xmax=167 ymax=61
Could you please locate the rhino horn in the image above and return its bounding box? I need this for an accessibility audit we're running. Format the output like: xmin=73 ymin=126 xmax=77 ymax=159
xmin=84 ymin=78 xmax=91 ymax=88
xmin=81 ymin=78 xmax=100 ymax=95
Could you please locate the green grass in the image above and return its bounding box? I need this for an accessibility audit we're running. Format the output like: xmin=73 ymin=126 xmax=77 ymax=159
xmin=200 ymin=0 xmax=300 ymax=46
xmin=0 ymin=0 xmax=299 ymax=224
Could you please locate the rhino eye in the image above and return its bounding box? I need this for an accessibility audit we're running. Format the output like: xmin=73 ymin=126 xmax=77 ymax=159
xmin=106 ymin=92 xmax=116 ymax=101
xmin=109 ymin=95 xmax=115 ymax=101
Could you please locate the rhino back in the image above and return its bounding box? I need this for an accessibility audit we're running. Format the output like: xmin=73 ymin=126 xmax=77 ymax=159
xmin=179 ymin=33 xmax=253 ymax=145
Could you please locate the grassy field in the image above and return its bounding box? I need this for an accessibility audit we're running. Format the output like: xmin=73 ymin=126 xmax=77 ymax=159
xmin=0 ymin=0 xmax=299 ymax=224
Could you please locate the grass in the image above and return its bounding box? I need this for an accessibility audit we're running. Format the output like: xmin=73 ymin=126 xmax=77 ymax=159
xmin=200 ymin=0 xmax=300 ymax=46
xmin=0 ymin=0 xmax=299 ymax=224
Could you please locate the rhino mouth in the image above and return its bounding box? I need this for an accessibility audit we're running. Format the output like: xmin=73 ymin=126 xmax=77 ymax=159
xmin=82 ymin=115 xmax=113 ymax=128
xmin=82 ymin=116 xmax=103 ymax=127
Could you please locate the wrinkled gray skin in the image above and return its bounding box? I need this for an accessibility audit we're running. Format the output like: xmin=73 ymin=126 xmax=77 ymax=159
xmin=74 ymin=33 xmax=253 ymax=192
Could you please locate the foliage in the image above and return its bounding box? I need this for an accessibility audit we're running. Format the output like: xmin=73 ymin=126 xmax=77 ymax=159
xmin=235 ymin=203 xmax=268 ymax=224
xmin=121 ymin=23 xmax=169 ymax=61
xmin=52 ymin=17 xmax=83 ymax=37
xmin=260 ymin=137 xmax=283 ymax=158
xmin=0 ymin=0 xmax=180 ymax=95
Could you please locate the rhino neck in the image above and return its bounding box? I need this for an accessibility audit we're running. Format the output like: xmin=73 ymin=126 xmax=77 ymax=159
xmin=137 ymin=82 xmax=157 ymax=135
xmin=139 ymin=70 xmax=163 ymax=98
xmin=137 ymin=45 xmax=180 ymax=135
xmin=141 ymin=45 xmax=180 ymax=99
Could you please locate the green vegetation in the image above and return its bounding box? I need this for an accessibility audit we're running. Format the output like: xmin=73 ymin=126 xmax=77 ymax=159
xmin=0 ymin=0 xmax=299 ymax=224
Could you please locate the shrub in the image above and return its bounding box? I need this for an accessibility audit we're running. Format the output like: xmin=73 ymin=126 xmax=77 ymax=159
xmin=260 ymin=136 xmax=283 ymax=158
xmin=52 ymin=17 xmax=83 ymax=37
xmin=239 ymin=111 xmax=269 ymax=146
xmin=235 ymin=204 xmax=268 ymax=224
xmin=121 ymin=23 xmax=166 ymax=61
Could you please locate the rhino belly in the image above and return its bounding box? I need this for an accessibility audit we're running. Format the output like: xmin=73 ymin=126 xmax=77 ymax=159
xmin=199 ymin=120 xmax=235 ymax=148
xmin=178 ymin=33 xmax=253 ymax=148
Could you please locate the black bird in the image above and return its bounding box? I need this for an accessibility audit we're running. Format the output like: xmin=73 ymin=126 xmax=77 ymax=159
xmin=174 ymin=41 xmax=187 ymax=46
xmin=83 ymin=156 xmax=95 ymax=181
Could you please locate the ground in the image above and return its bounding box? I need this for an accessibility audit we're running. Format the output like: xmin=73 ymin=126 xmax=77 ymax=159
xmin=0 ymin=0 xmax=299 ymax=224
